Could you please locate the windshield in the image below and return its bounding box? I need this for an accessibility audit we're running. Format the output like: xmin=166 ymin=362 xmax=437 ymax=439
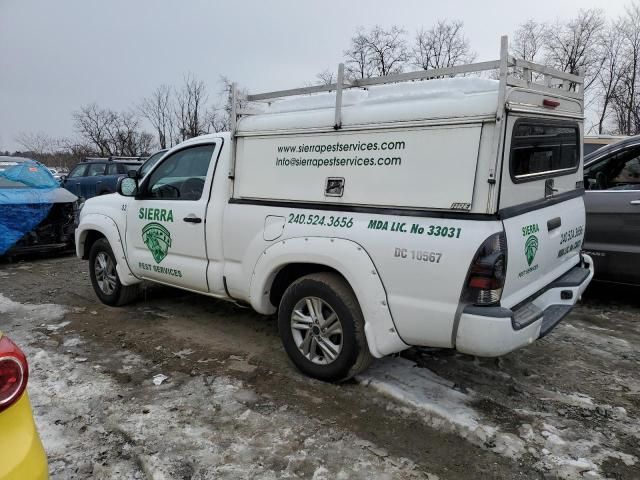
xmin=0 ymin=160 xmax=58 ymax=189
xmin=139 ymin=151 xmax=166 ymax=177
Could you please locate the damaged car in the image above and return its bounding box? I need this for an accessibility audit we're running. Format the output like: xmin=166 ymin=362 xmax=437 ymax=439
xmin=0 ymin=156 xmax=78 ymax=257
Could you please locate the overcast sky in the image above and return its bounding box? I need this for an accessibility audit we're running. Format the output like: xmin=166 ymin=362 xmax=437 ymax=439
xmin=0 ymin=0 xmax=631 ymax=151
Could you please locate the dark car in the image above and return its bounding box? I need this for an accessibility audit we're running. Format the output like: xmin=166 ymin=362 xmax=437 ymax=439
xmin=62 ymin=157 xmax=144 ymax=200
xmin=583 ymin=135 xmax=627 ymax=157
xmin=0 ymin=156 xmax=78 ymax=257
xmin=583 ymin=136 xmax=640 ymax=284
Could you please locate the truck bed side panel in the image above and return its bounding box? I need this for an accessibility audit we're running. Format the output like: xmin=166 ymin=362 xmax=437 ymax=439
xmin=222 ymin=203 xmax=499 ymax=348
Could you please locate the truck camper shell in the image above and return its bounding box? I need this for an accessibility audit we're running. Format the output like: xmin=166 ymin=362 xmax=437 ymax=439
xmin=231 ymin=36 xmax=584 ymax=216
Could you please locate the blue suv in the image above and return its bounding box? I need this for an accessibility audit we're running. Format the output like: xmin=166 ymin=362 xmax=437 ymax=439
xmin=62 ymin=157 xmax=144 ymax=200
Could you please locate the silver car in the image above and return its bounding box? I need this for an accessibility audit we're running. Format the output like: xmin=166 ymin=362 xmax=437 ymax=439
xmin=583 ymin=136 xmax=640 ymax=285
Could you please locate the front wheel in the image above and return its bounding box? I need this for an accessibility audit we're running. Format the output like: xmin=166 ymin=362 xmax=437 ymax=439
xmin=89 ymin=238 xmax=139 ymax=306
xmin=278 ymin=272 xmax=372 ymax=382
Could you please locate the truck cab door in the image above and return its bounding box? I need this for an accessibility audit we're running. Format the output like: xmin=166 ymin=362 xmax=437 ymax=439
xmin=584 ymin=146 xmax=640 ymax=283
xmin=125 ymin=142 xmax=221 ymax=292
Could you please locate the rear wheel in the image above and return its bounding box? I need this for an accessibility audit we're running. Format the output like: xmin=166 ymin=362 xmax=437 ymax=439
xmin=278 ymin=272 xmax=372 ymax=382
xmin=89 ymin=238 xmax=139 ymax=306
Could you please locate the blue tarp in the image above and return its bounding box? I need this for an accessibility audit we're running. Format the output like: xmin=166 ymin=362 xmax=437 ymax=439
xmin=0 ymin=158 xmax=59 ymax=255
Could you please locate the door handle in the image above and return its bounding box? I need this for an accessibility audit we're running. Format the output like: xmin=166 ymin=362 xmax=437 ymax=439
xmin=183 ymin=216 xmax=202 ymax=223
xmin=547 ymin=217 xmax=562 ymax=231
xmin=630 ymin=200 xmax=640 ymax=205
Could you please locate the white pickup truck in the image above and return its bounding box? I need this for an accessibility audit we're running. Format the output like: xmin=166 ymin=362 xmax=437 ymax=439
xmin=76 ymin=37 xmax=593 ymax=381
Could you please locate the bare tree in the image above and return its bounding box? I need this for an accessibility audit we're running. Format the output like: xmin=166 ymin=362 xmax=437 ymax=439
xmin=58 ymin=138 xmax=94 ymax=160
xmin=362 ymin=25 xmax=409 ymax=76
xmin=412 ymin=20 xmax=476 ymax=71
xmin=595 ymin=22 xmax=626 ymax=133
xmin=344 ymin=26 xmax=408 ymax=78
xmin=315 ymin=68 xmax=336 ymax=85
xmin=206 ymin=108 xmax=228 ymax=133
xmin=136 ymin=132 xmax=155 ymax=155
xmin=73 ymin=103 xmax=153 ymax=156
xmin=14 ymin=132 xmax=58 ymax=156
xmin=611 ymin=3 xmax=640 ymax=135
xmin=206 ymin=76 xmax=248 ymax=133
xmin=140 ymin=84 xmax=176 ymax=149
xmin=344 ymin=29 xmax=375 ymax=79
xmin=104 ymin=110 xmax=152 ymax=156
xmin=14 ymin=133 xmax=91 ymax=170
xmin=73 ymin=103 xmax=116 ymax=156
xmin=15 ymin=132 xmax=64 ymax=168
xmin=512 ymin=20 xmax=547 ymax=62
xmin=544 ymin=9 xmax=605 ymax=90
xmin=174 ymin=74 xmax=209 ymax=141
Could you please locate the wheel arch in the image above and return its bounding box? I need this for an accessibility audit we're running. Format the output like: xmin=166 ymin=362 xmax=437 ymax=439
xmin=81 ymin=230 xmax=105 ymax=259
xmin=250 ymin=237 xmax=408 ymax=357
xmin=269 ymin=263 xmax=343 ymax=309
xmin=76 ymin=213 xmax=140 ymax=286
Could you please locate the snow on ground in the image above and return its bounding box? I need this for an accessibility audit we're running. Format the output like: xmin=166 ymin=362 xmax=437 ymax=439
xmin=358 ymin=357 xmax=493 ymax=439
xmin=358 ymin=350 xmax=637 ymax=480
xmin=358 ymin=358 xmax=520 ymax=459
xmin=1 ymin=281 xmax=638 ymax=479
xmin=1 ymin=294 xmax=436 ymax=479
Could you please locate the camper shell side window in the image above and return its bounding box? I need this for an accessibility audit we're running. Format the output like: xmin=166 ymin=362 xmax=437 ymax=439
xmin=509 ymin=118 xmax=580 ymax=183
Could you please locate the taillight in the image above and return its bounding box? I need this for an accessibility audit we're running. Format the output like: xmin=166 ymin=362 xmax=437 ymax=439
xmin=462 ymin=232 xmax=507 ymax=306
xmin=0 ymin=336 xmax=29 ymax=413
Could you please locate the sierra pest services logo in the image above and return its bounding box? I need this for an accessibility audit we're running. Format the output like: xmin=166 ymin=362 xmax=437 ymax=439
xmin=524 ymin=235 xmax=539 ymax=266
xmin=522 ymin=223 xmax=540 ymax=266
xmin=142 ymin=222 xmax=172 ymax=263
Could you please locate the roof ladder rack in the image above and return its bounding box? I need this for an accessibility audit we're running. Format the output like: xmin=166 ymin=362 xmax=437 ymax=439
xmin=233 ymin=35 xmax=584 ymax=132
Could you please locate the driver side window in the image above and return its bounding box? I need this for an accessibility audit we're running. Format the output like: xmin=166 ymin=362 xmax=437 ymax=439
xmin=585 ymin=147 xmax=640 ymax=191
xmin=145 ymin=144 xmax=215 ymax=200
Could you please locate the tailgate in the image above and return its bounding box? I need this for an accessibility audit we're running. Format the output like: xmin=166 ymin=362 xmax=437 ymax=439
xmin=500 ymin=196 xmax=585 ymax=308
xmin=498 ymin=111 xmax=585 ymax=308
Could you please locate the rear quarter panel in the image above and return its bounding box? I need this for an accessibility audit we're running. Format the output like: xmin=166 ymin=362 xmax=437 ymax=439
xmin=223 ymin=203 xmax=501 ymax=348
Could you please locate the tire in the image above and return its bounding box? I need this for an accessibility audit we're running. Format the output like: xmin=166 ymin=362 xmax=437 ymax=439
xmin=278 ymin=272 xmax=373 ymax=382
xmin=89 ymin=238 xmax=139 ymax=306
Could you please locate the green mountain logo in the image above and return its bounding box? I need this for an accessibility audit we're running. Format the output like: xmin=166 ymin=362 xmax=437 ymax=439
xmin=142 ymin=222 xmax=172 ymax=264
xmin=524 ymin=235 xmax=539 ymax=266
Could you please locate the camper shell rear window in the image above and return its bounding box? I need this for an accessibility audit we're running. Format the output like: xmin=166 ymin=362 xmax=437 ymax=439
xmin=509 ymin=119 xmax=580 ymax=183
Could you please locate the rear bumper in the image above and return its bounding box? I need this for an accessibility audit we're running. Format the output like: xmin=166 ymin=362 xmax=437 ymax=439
xmin=455 ymin=254 xmax=594 ymax=357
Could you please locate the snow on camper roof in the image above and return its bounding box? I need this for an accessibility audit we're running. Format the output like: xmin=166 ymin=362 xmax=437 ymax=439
xmin=237 ymin=78 xmax=499 ymax=133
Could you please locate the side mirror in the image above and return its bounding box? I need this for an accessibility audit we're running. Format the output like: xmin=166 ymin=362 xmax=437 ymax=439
xmin=117 ymin=177 xmax=138 ymax=197
xmin=60 ymin=175 xmax=67 ymax=183
xmin=128 ymin=169 xmax=140 ymax=179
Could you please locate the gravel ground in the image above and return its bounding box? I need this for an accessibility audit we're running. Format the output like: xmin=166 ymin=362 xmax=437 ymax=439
xmin=1 ymin=254 xmax=639 ymax=479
